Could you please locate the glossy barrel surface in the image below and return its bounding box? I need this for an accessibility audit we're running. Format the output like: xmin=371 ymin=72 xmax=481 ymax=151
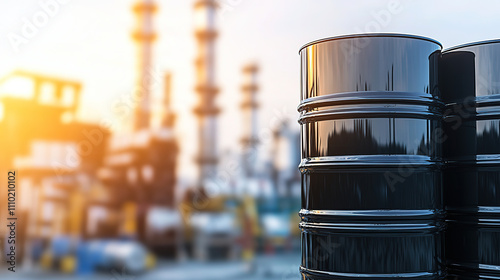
xmin=441 ymin=41 xmax=500 ymax=280
xmin=299 ymin=34 xmax=444 ymax=279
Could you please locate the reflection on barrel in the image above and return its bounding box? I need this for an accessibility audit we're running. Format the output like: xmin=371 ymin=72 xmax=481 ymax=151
xmin=299 ymin=34 xmax=444 ymax=279
xmin=441 ymin=41 xmax=500 ymax=280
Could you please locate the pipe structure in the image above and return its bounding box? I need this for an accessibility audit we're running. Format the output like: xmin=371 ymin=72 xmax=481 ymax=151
xmin=193 ymin=0 xmax=220 ymax=190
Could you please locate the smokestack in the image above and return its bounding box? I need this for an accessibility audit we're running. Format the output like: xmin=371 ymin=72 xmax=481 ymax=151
xmin=132 ymin=0 xmax=157 ymax=130
xmin=162 ymin=73 xmax=176 ymax=128
xmin=193 ymin=0 xmax=220 ymax=190
xmin=241 ymin=64 xmax=259 ymax=177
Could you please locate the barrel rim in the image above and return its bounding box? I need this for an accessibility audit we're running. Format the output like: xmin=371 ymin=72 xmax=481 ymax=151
xmin=299 ymin=33 xmax=442 ymax=53
xmin=444 ymin=39 xmax=500 ymax=53
xmin=299 ymin=221 xmax=439 ymax=231
xmin=447 ymin=263 xmax=500 ymax=277
xmin=300 ymin=155 xmax=442 ymax=169
xmin=300 ymin=266 xmax=438 ymax=278
xmin=299 ymin=209 xmax=442 ymax=217
xmin=298 ymin=91 xmax=443 ymax=112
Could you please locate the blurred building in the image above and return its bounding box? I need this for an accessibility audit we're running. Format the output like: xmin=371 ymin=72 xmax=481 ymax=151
xmin=97 ymin=0 xmax=181 ymax=258
xmin=0 ymin=70 xmax=110 ymax=267
xmin=99 ymin=72 xmax=180 ymax=256
xmin=0 ymin=1 xmax=303 ymax=275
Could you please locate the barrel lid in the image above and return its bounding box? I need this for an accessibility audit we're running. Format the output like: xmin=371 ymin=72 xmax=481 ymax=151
xmin=444 ymin=39 xmax=500 ymax=53
xmin=299 ymin=33 xmax=442 ymax=53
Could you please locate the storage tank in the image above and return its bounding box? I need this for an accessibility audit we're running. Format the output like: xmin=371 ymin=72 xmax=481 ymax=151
xmin=298 ymin=34 xmax=444 ymax=279
xmin=441 ymin=40 xmax=500 ymax=280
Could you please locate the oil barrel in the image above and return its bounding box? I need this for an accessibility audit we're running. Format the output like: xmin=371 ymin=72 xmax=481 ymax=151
xmin=441 ymin=40 xmax=500 ymax=280
xmin=298 ymin=34 xmax=444 ymax=279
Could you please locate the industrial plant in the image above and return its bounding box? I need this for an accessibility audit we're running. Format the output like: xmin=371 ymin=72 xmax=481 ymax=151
xmin=3 ymin=1 xmax=498 ymax=280
xmin=0 ymin=0 xmax=300 ymax=278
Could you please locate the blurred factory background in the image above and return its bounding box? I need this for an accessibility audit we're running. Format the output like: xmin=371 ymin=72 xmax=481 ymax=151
xmin=0 ymin=0 xmax=300 ymax=279
xmin=2 ymin=0 xmax=499 ymax=279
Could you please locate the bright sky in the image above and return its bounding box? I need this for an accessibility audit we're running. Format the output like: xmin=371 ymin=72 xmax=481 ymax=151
xmin=1 ymin=0 xmax=500 ymax=180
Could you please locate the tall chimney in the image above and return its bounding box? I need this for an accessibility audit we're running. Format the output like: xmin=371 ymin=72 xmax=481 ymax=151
xmin=132 ymin=0 xmax=157 ymax=130
xmin=241 ymin=64 xmax=259 ymax=177
xmin=162 ymin=73 xmax=176 ymax=128
xmin=193 ymin=0 xmax=220 ymax=190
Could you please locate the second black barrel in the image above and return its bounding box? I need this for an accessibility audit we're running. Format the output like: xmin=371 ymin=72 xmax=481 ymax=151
xmin=441 ymin=40 xmax=500 ymax=280
xmin=299 ymin=34 xmax=444 ymax=279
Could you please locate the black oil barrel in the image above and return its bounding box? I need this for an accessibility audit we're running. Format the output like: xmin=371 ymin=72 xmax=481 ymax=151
xmin=298 ymin=34 xmax=444 ymax=279
xmin=441 ymin=40 xmax=500 ymax=280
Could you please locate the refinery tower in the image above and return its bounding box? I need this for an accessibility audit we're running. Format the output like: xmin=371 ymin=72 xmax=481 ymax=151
xmin=193 ymin=0 xmax=220 ymax=190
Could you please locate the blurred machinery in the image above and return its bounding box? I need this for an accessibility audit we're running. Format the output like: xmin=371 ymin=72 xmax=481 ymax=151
xmin=271 ymin=121 xmax=301 ymax=203
xmin=263 ymin=121 xmax=301 ymax=251
xmin=235 ymin=67 xmax=301 ymax=254
xmin=0 ymin=70 xmax=110 ymax=272
xmin=39 ymin=238 xmax=155 ymax=274
xmin=180 ymin=0 xmax=241 ymax=261
xmin=238 ymin=64 xmax=261 ymax=260
xmin=2 ymin=0 xmax=179 ymax=271
xmin=100 ymin=72 xmax=180 ymax=257
xmin=0 ymin=1 xmax=304 ymax=274
xmin=98 ymin=0 xmax=181 ymax=259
